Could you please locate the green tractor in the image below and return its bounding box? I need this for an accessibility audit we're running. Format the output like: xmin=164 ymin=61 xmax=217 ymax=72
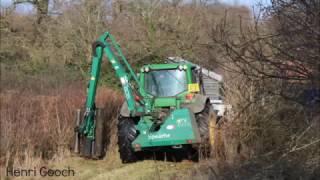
xmin=74 ymin=32 xmax=219 ymax=162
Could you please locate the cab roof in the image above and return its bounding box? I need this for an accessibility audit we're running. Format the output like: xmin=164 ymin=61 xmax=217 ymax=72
xmin=142 ymin=62 xmax=196 ymax=70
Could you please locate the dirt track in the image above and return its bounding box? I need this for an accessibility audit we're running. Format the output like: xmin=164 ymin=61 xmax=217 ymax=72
xmin=24 ymin=156 xmax=211 ymax=180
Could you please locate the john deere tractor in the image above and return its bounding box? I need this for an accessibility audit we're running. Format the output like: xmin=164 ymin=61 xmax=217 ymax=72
xmin=74 ymin=32 xmax=218 ymax=162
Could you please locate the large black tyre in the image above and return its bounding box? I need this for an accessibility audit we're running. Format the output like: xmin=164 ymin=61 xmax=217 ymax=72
xmin=196 ymin=102 xmax=217 ymax=158
xmin=117 ymin=117 xmax=138 ymax=163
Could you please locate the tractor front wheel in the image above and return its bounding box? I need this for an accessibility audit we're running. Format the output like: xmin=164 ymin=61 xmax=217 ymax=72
xmin=117 ymin=117 xmax=139 ymax=163
xmin=196 ymin=102 xmax=217 ymax=158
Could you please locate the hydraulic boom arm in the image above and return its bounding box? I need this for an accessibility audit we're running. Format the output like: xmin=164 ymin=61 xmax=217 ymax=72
xmin=79 ymin=32 xmax=144 ymax=139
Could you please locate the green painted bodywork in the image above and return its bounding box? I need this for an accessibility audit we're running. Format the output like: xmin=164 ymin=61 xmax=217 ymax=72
xmin=133 ymin=108 xmax=201 ymax=148
xmin=154 ymin=98 xmax=177 ymax=107
xmin=79 ymin=32 xmax=208 ymax=150
xmin=79 ymin=32 xmax=144 ymax=139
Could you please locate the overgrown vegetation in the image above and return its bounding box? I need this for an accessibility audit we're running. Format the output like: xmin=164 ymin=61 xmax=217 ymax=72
xmin=0 ymin=86 xmax=123 ymax=167
xmin=0 ymin=0 xmax=319 ymax=179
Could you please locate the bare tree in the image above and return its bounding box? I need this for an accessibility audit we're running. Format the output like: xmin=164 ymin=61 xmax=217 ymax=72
xmin=13 ymin=0 xmax=49 ymax=23
xmin=205 ymin=0 xmax=320 ymax=175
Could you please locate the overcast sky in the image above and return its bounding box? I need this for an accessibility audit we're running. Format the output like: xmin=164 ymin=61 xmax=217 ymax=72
xmin=0 ymin=0 xmax=270 ymax=13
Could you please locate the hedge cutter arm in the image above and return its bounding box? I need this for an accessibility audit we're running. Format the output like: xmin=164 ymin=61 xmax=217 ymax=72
xmin=78 ymin=32 xmax=144 ymax=140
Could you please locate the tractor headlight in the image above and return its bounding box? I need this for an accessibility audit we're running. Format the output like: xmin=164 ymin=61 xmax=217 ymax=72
xmin=144 ymin=67 xmax=150 ymax=72
xmin=178 ymin=65 xmax=183 ymax=70
xmin=178 ymin=65 xmax=187 ymax=71
xmin=166 ymin=125 xmax=175 ymax=130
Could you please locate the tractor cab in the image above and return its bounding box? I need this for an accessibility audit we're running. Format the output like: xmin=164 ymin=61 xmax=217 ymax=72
xmin=139 ymin=63 xmax=202 ymax=109
xmin=144 ymin=68 xmax=187 ymax=97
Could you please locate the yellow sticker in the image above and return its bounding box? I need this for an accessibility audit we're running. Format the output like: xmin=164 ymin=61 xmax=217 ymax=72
xmin=188 ymin=83 xmax=200 ymax=92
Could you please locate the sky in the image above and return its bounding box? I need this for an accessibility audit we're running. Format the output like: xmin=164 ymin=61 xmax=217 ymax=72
xmin=0 ymin=0 xmax=271 ymax=14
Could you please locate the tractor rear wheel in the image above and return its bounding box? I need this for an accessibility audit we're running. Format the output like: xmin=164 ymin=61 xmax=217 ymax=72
xmin=117 ymin=117 xmax=139 ymax=163
xmin=196 ymin=102 xmax=217 ymax=158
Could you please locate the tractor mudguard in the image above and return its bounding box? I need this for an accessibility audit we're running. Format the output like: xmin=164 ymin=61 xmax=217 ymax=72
xmin=182 ymin=94 xmax=210 ymax=114
xmin=120 ymin=102 xmax=130 ymax=117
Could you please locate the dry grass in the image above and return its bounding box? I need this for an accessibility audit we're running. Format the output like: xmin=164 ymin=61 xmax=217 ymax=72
xmin=0 ymin=84 xmax=123 ymax=169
